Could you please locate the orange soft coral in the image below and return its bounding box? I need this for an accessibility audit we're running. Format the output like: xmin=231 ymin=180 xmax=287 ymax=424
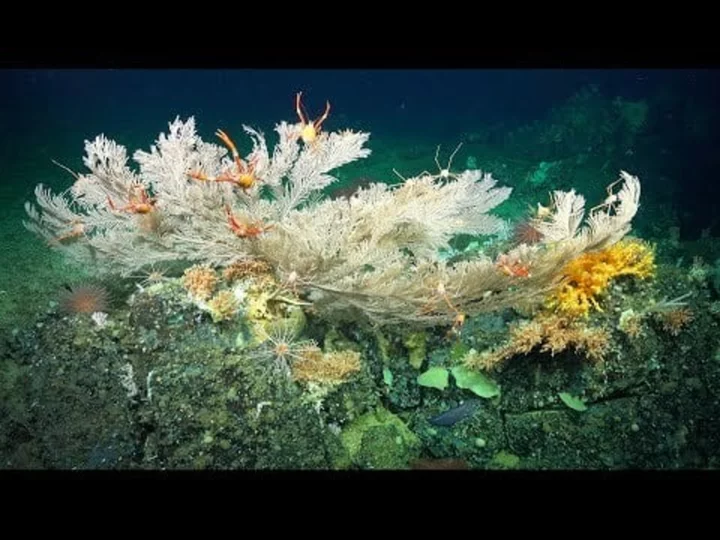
xmin=463 ymin=313 xmax=611 ymax=372
xmin=550 ymin=238 xmax=655 ymax=318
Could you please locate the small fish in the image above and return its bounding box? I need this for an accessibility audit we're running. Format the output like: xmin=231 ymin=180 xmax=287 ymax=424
xmin=429 ymin=399 xmax=481 ymax=427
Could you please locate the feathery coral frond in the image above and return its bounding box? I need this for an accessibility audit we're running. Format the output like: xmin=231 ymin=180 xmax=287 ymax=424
xmin=25 ymin=106 xmax=642 ymax=327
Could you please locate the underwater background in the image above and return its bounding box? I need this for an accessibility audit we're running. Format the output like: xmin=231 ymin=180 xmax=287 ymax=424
xmin=1 ymin=67 xmax=719 ymax=469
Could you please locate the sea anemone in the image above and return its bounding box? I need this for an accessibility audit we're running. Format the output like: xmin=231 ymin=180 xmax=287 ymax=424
xmin=59 ymin=283 xmax=110 ymax=314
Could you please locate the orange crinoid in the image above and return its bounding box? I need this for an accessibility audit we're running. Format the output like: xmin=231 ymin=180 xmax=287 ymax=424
xmin=550 ymin=238 xmax=655 ymax=318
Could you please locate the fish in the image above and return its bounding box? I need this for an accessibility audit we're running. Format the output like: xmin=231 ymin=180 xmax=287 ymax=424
xmin=429 ymin=399 xmax=481 ymax=427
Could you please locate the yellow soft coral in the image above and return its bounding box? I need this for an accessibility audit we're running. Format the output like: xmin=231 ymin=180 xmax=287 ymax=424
xmin=550 ymin=238 xmax=655 ymax=318
xmin=207 ymin=290 xmax=240 ymax=322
